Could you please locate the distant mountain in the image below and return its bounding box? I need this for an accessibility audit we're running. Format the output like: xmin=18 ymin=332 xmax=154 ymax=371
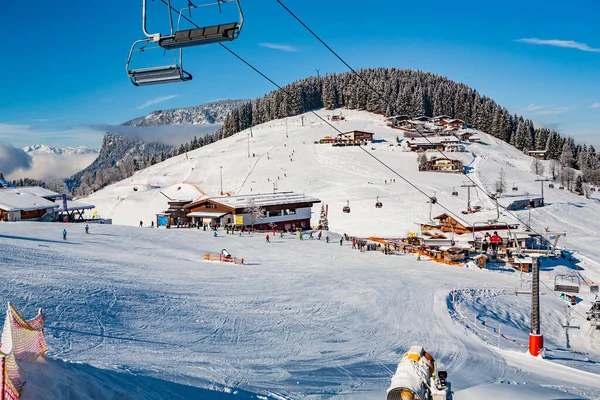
xmin=125 ymin=99 xmax=246 ymax=126
xmin=68 ymin=99 xmax=245 ymax=192
xmin=23 ymin=144 xmax=98 ymax=155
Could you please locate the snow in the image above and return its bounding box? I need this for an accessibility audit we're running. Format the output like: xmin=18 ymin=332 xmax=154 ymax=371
xmin=3 ymin=109 xmax=600 ymax=398
xmin=0 ymin=190 xmax=59 ymax=212
xmin=0 ymin=186 xmax=61 ymax=199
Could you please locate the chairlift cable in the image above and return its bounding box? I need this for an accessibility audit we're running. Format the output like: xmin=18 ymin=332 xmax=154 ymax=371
xmin=274 ymin=0 xmax=559 ymax=249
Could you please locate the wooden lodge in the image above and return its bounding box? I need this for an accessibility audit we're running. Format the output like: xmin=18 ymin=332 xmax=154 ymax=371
xmin=420 ymin=213 xmax=518 ymax=235
xmin=180 ymin=192 xmax=321 ymax=231
xmin=527 ymin=150 xmax=547 ymax=160
xmin=420 ymin=157 xmax=464 ymax=173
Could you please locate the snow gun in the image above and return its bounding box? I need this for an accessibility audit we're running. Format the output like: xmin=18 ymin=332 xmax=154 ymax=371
xmin=387 ymin=346 xmax=451 ymax=400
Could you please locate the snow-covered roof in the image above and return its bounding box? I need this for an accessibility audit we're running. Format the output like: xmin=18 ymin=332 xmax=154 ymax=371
xmin=0 ymin=191 xmax=60 ymax=212
xmin=408 ymin=136 xmax=461 ymax=145
xmin=1 ymin=186 xmax=61 ymax=199
xmin=209 ymin=192 xmax=321 ymax=209
xmin=58 ymin=200 xmax=95 ymax=212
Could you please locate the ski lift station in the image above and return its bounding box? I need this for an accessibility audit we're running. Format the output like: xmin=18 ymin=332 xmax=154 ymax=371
xmin=498 ymin=196 xmax=544 ymax=211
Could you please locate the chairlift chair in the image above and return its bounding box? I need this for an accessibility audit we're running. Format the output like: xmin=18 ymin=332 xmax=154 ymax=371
xmin=512 ymin=183 xmax=518 ymax=191
xmin=159 ymin=0 xmax=245 ymax=50
xmin=554 ymin=273 xmax=580 ymax=294
xmin=126 ymin=39 xmax=192 ymax=86
xmin=343 ymin=200 xmax=351 ymax=213
xmin=452 ymin=187 xmax=458 ymax=196
xmin=375 ymin=196 xmax=383 ymax=208
xmin=548 ymin=183 xmax=554 ymax=188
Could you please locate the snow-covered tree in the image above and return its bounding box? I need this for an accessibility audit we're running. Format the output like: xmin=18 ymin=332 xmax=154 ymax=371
xmin=530 ymin=158 xmax=545 ymax=176
xmin=46 ymin=178 xmax=67 ymax=194
xmin=560 ymin=142 xmax=575 ymax=168
xmin=244 ymin=198 xmax=265 ymax=232
xmin=318 ymin=204 xmax=329 ymax=230
xmin=549 ymin=159 xmax=560 ymax=181
xmin=495 ymin=168 xmax=507 ymax=194
xmin=417 ymin=152 xmax=429 ymax=170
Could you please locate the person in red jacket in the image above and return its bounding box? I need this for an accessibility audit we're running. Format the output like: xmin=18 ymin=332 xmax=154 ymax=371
xmin=266 ymin=234 xmax=270 ymax=243
xmin=490 ymin=231 xmax=502 ymax=257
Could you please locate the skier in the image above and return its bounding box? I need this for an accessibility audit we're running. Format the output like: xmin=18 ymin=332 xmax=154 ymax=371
xmin=62 ymin=229 xmax=67 ymax=240
xmin=151 ymin=221 xmax=154 ymax=228
xmin=309 ymin=232 xmax=313 ymax=240
xmin=266 ymin=234 xmax=270 ymax=243
xmin=280 ymin=231 xmax=284 ymax=239
xmin=213 ymin=231 xmax=218 ymax=237
xmin=326 ymin=235 xmax=329 ymax=243
xmin=490 ymin=231 xmax=502 ymax=257
xmin=299 ymin=232 xmax=303 ymax=241
xmin=139 ymin=220 xmax=143 ymax=227
xmin=340 ymin=237 xmax=343 ymax=246
xmin=84 ymin=224 xmax=89 ymax=234
xmin=352 ymin=240 xmax=356 ymax=249
xmin=317 ymin=231 xmax=322 ymax=240
xmin=481 ymin=236 xmax=489 ymax=253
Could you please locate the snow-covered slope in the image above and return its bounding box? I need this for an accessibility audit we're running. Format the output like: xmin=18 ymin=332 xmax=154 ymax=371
xmin=2 ymin=222 xmax=599 ymax=399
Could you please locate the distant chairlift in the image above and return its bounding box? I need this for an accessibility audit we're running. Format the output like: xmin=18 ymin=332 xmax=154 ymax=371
xmin=343 ymin=200 xmax=351 ymax=213
xmin=549 ymin=183 xmax=554 ymax=189
xmin=512 ymin=182 xmax=518 ymax=191
xmin=375 ymin=196 xmax=383 ymax=208
xmin=452 ymin=187 xmax=458 ymax=196
xmin=554 ymin=273 xmax=580 ymax=294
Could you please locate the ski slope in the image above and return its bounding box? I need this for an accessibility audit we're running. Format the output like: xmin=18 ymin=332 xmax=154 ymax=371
xmin=3 ymin=109 xmax=600 ymax=398
xmin=2 ymin=222 xmax=600 ymax=399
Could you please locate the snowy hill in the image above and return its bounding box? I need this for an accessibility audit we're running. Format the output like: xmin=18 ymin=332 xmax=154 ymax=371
xmin=5 ymin=109 xmax=600 ymax=399
xmin=22 ymin=144 xmax=98 ymax=155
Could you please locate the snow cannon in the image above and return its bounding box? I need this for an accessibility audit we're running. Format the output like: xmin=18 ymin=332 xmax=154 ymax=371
xmin=387 ymin=346 xmax=451 ymax=400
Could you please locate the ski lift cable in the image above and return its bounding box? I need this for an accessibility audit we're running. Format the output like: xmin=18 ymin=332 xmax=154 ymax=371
xmin=216 ymin=42 xmax=463 ymax=222
xmin=157 ymin=0 xmax=563 ymax=254
xmin=274 ymin=0 xmax=558 ymax=249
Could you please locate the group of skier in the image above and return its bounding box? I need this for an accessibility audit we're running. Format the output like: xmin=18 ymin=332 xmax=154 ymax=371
xmin=481 ymin=231 xmax=503 ymax=257
xmin=61 ymin=224 xmax=90 ymax=240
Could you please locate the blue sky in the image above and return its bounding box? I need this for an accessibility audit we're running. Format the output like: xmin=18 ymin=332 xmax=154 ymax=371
xmin=0 ymin=0 xmax=599 ymax=148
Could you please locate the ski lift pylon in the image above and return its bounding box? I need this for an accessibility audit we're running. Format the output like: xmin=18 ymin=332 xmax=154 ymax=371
xmin=375 ymin=196 xmax=383 ymax=208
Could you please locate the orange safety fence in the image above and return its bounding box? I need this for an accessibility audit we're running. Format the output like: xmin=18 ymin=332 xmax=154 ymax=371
xmin=203 ymin=254 xmax=244 ymax=264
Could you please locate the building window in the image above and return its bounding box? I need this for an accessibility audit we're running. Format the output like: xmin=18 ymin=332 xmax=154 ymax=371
xmin=283 ymin=208 xmax=296 ymax=215
xmin=205 ymin=203 xmax=216 ymax=209
xmin=268 ymin=210 xmax=283 ymax=217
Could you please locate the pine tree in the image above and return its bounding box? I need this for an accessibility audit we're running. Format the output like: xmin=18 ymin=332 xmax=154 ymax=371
xmin=318 ymin=204 xmax=329 ymax=230
xmin=575 ymin=175 xmax=583 ymax=195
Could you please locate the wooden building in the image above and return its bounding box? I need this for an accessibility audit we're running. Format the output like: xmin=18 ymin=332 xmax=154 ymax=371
xmin=421 ymin=157 xmax=464 ymax=173
xmin=183 ymin=192 xmax=321 ymax=230
xmin=339 ymin=130 xmax=375 ymax=143
xmin=420 ymin=213 xmax=518 ymax=235
xmin=527 ymin=150 xmax=547 ymax=160
xmin=407 ymin=136 xmax=461 ymax=152
xmin=0 ymin=190 xmax=59 ymax=221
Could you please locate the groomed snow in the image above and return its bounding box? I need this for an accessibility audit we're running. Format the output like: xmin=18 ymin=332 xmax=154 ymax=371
xmin=1 ymin=221 xmax=600 ymax=399
xmin=3 ymin=109 xmax=600 ymax=398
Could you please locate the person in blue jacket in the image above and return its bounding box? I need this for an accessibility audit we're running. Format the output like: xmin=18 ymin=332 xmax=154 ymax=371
xmin=62 ymin=229 xmax=67 ymax=240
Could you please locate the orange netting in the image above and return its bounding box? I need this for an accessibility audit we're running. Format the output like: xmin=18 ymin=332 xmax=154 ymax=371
xmin=0 ymin=303 xmax=48 ymax=396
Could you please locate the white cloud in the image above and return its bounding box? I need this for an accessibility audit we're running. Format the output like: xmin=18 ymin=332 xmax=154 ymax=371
xmin=136 ymin=95 xmax=179 ymax=110
xmin=589 ymin=103 xmax=600 ymax=109
xmin=522 ymin=105 xmax=576 ymax=116
xmin=7 ymin=153 xmax=98 ymax=181
xmin=0 ymin=122 xmax=105 ymax=148
xmin=535 ymin=105 xmax=575 ymax=115
xmin=515 ymin=38 xmax=600 ymax=53
xmin=520 ymin=104 xmax=546 ymax=112
xmin=259 ymin=42 xmax=299 ymax=52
